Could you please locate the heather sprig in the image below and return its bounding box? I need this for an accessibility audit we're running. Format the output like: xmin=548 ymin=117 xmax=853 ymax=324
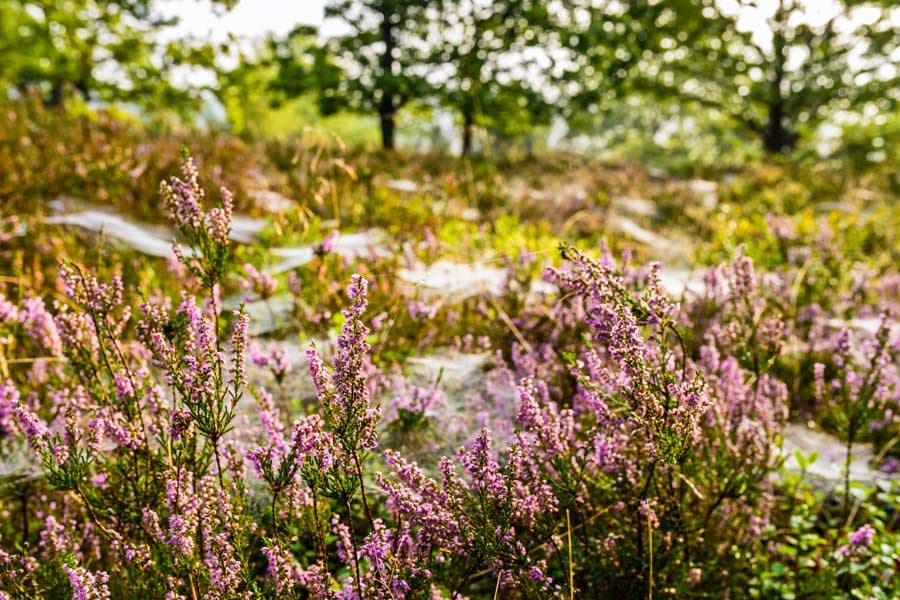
xmin=0 ymin=546 xmax=40 ymax=598
xmin=378 ymin=429 xmax=561 ymax=598
xmin=306 ymin=274 xmax=379 ymax=490
xmin=160 ymin=151 xmax=233 ymax=292
xmin=387 ymin=380 xmax=443 ymax=434
xmin=813 ymin=316 xmax=899 ymax=516
xmin=547 ymin=247 xmax=707 ymax=465
xmin=139 ymin=292 xmax=249 ymax=488
xmin=504 ymin=246 xmax=792 ymax=595
xmin=239 ymin=263 xmax=277 ymax=300
xmin=63 ymin=564 xmax=111 ymax=600
xmin=250 ymin=342 xmax=292 ymax=387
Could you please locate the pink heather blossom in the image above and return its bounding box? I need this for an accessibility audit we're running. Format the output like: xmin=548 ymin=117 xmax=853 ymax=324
xmin=0 ymin=381 xmax=20 ymax=436
xmin=63 ymin=565 xmax=110 ymax=600
xmin=287 ymin=271 xmax=303 ymax=296
xmin=250 ymin=344 xmax=291 ymax=384
xmin=314 ymin=229 xmax=338 ymax=256
xmin=18 ymin=296 xmax=63 ymax=356
xmin=261 ymin=544 xmax=303 ymax=594
xmin=159 ymin=153 xmax=233 ymax=286
xmin=848 ymin=523 xmax=875 ymax=547
xmin=407 ymin=300 xmax=439 ymax=321
xmin=230 ymin=309 xmax=250 ymax=388
xmin=306 ymin=274 xmax=379 ymax=451
xmin=239 ymin=263 xmax=277 ymax=299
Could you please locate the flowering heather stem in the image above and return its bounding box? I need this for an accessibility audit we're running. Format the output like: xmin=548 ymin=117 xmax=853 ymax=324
xmin=647 ymin=509 xmax=654 ymax=600
xmin=271 ymin=489 xmax=279 ymax=536
xmin=567 ymin=508 xmax=574 ymax=600
xmin=72 ymin=486 xmax=115 ymax=540
xmin=213 ymin=441 xmax=225 ymax=491
xmin=843 ymin=420 xmax=857 ymax=522
xmin=62 ymin=262 xmax=153 ymax=497
xmin=353 ymin=449 xmax=375 ymax=528
xmin=344 ymin=500 xmax=364 ymax=600
xmin=311 ymin=488 xmax=325 ymax=563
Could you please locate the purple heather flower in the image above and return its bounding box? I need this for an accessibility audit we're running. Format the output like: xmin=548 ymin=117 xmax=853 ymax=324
xmin=813 ymin=362 xmax=826 ymax=403
xmin=240 ymin=263 xmax=277 ymax=299
xmin=407 ymin=300 xmax=439 ymax=321
xmin=287 ymin=271 xmax=303 ymax=297
xmin=314 ymin=229 xmax=338 ymax=257
xmin=306 ymin=274 xmax=379 ymax=451
xmin=0 ymin=381 xmax=20 ymax=436
xmin=230 ymin=309 xmax=250 ymax=388
xmin=848 ymin=523 xmax=876 ymax=547
xmin=261 ymin=544 xmax=302 ymax=594
xmin=160 ymin=154 xmax=234 ymax=283
xmin=59 ymin=264 xmax=123 ymax=316
xmin=18 ymin=296 xmax=63 ymax=356
xmin=639 ymin=499 xmax=659 ymax=528
xmin=63 ymin=565 xmax=111 ymax=600
xmin=880 ymin=457 xmax=900 ymax=474
xmin=14 ymin=399 xmax=49 ymax=453
xmin=730 ymin=251 xmax=756 ymax=299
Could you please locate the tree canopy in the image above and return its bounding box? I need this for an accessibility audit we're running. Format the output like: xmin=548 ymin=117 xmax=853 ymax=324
xmin=639 ymin=0 xmax=899 ymax=153
xmin=3 ymin=0 xmax=896 ymax=157
xmin=0 ymin=0 xmax=234 ymax=116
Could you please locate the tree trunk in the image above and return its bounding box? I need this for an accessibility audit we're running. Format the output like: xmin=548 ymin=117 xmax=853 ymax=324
xmin=461 ymin=106 xmax=474 ymax=156
xmin=763 ymin=102 xmax=796 ymax=154
xmin=763 ymin=0 xmax=796 ymax=154
xmin=47 ymin=80 xmax=65 ymax=107
xmin=378 ymin=3 xmax=397 ymax=151
xmin=379 ymin=105 xmax=396 ymax=151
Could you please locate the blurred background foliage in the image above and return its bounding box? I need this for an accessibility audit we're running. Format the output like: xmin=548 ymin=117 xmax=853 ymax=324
xmin=0 ymin=0 xmax=896 ymax=173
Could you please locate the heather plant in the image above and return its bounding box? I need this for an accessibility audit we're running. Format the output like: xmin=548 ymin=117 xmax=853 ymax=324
xmin=0 ymin=154 xmax=258 ymax=598
xmin=2 ymin=152 xmax=898 ymax=600
xmin=677 ymin=214 xmax=897 ymax=427
xmin=250 ymin=344 xmax=292 ymax=393
xmin=702 ymin=201 xmax=896 ymax=314
xmin=387 ymin=381 xmax=443 ymax=435
xmin=512 ymin=247 xmax=788 ymax=596
xmin=380 ymin=373 xmax=446 ymax=460
xmin=813 ymin=320 xmax=899 ymax=514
